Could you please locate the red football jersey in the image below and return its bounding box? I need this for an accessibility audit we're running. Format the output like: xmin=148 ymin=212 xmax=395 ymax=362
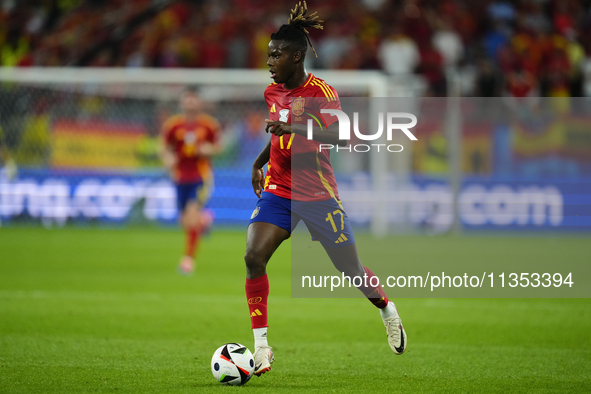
xmin=162 ymin=113 xmax=220 ymax=183
xmin=264 ymin=73 xmax=341 ymax=202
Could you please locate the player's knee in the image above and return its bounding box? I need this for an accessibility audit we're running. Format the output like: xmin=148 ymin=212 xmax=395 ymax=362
xmin=182 ymin=207 xmax=200 ymax=228
xmin=344 ymin=265 xmax=365 ymax=279
xmin=244 ymin=249 xmax=266 ymax=272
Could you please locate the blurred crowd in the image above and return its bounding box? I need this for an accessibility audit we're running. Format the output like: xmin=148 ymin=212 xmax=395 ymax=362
xmin=1 ymin=0 xmax=591 ymax=96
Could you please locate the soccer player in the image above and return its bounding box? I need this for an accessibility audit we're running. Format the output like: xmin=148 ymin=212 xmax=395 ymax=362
xmin=160 ymin=87 xmax=221 ymax=274
xmin=244 ymin=2 xmax=407 ymax=376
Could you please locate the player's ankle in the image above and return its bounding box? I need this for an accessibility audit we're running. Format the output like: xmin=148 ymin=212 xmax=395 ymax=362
xmin=253 ymin=327 xmax=268 ymax=348
xmin=379 ymin=301 xmax=397 ymax=320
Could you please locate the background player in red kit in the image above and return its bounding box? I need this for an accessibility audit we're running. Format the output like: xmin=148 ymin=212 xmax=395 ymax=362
xmin=161 ymin=87 xmax=221 ymax=274
xmin=244 ymin=2 xmax=407 ymax=376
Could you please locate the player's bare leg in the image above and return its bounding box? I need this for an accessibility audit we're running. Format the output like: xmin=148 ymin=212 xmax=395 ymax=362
xmin=179 ymin=201 xmax=202 ymax=275
xmin=244 ymin=222 xmax=289 ymax=376
xmin=323 ymin=243 xmax=407 ymax=355
xmin=245 ymin=222 xmax=288 ymax=279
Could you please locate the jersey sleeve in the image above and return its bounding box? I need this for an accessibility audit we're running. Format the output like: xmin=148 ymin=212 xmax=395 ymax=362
xmin=311 ymin=82 xmax=341 ymax=127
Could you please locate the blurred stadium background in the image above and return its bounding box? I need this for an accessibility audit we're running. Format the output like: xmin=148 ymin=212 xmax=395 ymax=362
xmin=1 ymin=2 xmax=591 ymax=392
xmin=0 ymin=0 xmax=590 ymax=233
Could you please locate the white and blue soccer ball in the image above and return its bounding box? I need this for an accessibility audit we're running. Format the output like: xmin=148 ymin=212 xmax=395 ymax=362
xmin=211 ymin=343 xmax=255 ymax=386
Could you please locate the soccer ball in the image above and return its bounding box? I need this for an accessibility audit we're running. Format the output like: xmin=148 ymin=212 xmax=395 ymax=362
xmin=210 ymin=343 xmax=255 ymax=386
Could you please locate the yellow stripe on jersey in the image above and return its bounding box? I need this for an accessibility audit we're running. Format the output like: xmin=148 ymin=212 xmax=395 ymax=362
xmin=315 ymin=148 xmax=344 ymax=210
xmin=311 ymin=80 xmax=332 ymax=101
xmin=311 ymin=80 xmax=336 ymax=101
xmin=287 ymin=133 xmax=295 ymax=149
xmin=318 ymin=80 xmax=335 ymax=99
xmin=303 ymin=73 xmax=314 ymax=88
xmin=264 ymin=162 xmax=272 ymax=189
xmin=321 ymin=81 xmax=336 ymax=101
xmin=279 ymin=135 xmax=284 ymax=149
xmin=310 ymin=80 xmax=327 ymax=98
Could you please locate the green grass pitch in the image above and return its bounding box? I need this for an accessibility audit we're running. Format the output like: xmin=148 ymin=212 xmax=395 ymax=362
xmin=0 ymin=227 xmax=590 ymax=393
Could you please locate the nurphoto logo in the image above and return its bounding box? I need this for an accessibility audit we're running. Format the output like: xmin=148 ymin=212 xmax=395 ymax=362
xmin=307 ymin=110 xmax=418 ymax=152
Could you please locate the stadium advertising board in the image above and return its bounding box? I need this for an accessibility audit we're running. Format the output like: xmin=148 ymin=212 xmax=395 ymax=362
xmin=0 ymin=169 xmax=588 ymax=232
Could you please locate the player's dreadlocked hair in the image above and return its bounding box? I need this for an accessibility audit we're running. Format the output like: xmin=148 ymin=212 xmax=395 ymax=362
xmin=270 ymin=1 xmax=324 ymax=58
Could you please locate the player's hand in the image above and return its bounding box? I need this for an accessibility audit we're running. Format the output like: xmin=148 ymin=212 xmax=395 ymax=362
xmin=198 ymin=142 xmax=216 ymax=157
xmin=265 ymin=119 xmax=291 ymax=137
xmin=252 ymin=167 xmax=265 ymax=198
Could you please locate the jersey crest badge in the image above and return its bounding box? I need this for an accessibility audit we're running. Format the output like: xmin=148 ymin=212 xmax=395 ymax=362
xmin=279 ymin=109 xmax=289 ymax=122
xmin=250 ymin=207 xmax=260 ymax=219
xmin=292 ymin=98 xmax=305 ymax=116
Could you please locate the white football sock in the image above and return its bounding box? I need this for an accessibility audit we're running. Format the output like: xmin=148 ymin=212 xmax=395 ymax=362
xmin=253 ymin=327 xmax=268 ymax=348
xmin=379 ymin=301 xmax=397 ymax=320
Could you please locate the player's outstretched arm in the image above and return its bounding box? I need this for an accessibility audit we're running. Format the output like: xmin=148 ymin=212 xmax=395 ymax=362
xmin=251 ymin=139 xmax=271 ymax=198
xmin=198 ymin=140 xmax=223 ymax=158
xmin=265 ymin=119 xmax=344 ymax=146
